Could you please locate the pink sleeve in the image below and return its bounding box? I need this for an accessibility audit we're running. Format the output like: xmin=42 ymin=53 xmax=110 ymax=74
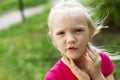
xmin=99 ymin=52 xmax=115 ymax=77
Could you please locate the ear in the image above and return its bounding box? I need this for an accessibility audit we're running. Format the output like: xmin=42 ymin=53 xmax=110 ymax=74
xmin=89 ymin=27 xmax=96 ymax=40
xmin=87 ymin=18 xmax=96 ymax=40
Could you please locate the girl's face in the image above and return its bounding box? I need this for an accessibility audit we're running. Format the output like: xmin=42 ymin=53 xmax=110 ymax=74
xmin=51 ymin=12 xmax=91 ymax=60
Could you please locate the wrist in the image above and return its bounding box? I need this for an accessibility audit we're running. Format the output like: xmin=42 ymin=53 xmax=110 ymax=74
xmin=92 ymin=72 xmax=106 ymax=80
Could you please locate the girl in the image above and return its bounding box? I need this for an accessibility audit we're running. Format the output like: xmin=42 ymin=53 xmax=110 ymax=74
xmin=44 ymin=0 xmax=114 ymax=80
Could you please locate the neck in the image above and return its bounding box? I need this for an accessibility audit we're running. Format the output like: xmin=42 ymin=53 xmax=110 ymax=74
xmin=61 ymin=55 xmax=85 ymax=69
xmin=74 ymin=55 xmax=85 ymax=69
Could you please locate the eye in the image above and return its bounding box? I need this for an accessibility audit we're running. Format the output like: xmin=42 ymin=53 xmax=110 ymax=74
xmin=57 ymin=31 xmax=65 ymax=35
xmin=75 ymin=29 xmax=83 ymax=32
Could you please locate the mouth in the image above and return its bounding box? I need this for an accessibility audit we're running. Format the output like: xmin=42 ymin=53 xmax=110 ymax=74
xmin=67 ymin=47 xmax=77 ymax=51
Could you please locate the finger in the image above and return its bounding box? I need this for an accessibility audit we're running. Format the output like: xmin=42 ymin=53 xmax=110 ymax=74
xmin=63 ymin=56 xmax=71 ymax=67
xmin=87 ymin=46 xmax=99 ymax=60
xmin=69 ymin=58 xmax=76 ymax=67
xmin=84 ymin=54 xmax=93 ymax=71
xmin=86 ymin=44 xmax=90 ymax=49
xmin=90 ymin=49 xmax=99 ymax=62
xmin=86 ymin=47 xmax=96 ymax=63
xmin=87 ymin=45 xmax=98 ymax=57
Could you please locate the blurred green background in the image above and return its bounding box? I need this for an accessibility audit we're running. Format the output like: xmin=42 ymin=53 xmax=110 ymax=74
xmin=0 ymin=0 xmax=120 ymax=80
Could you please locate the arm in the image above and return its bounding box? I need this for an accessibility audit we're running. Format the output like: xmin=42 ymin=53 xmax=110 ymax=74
xmin=85 ymin=46 xmax=115 ymax=80
xmin=62 ymin=56 xmax=90 ymax=80
xmin=106 ymin=73 xmax=115 ymax=80
xmin=92 ymin=72 xmax=114 ymax=80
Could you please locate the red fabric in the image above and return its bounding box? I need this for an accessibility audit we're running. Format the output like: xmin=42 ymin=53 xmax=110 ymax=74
xmin=44 ymin=52 xmax=114 ymax=80
xmin=99 ymin=52 xmax=114 ymax=77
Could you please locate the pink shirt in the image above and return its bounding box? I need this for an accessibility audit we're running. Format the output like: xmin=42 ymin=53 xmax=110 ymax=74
xmin=44 ymin=52 xmax=114 ymax=80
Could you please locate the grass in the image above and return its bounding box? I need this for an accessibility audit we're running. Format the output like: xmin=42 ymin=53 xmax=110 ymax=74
xmin=113 ymin=60 xmax=120 ymax=80
xmin=0 ymin=3 xmax=120 ymax=80
xmin=0 ymin=0 xmax=49 ymax=15
xmin=0 ymin=5 xmax=60 ymax=80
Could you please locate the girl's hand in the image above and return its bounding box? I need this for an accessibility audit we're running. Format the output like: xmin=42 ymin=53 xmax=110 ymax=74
xmin=84 ymin=45 xmax=102 ymax=79
xmin=62 ymin=56 xmax=90 ymax=80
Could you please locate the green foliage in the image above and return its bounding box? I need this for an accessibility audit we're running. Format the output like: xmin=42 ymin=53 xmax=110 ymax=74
xmin=113 ymin=60 xmax=120 ymax=80
xmin=23 ymin=0 xmax=48 ymax=8
xmin=80 ymin=0 xmax=120 ymax=28
xmin=92 ymin=32 xmax=120 ymax=55
xmin=0 ymin=2 xmax=119 ymax=80
xmin=103 ymin=34 xmax=120 ymax=55
xmin=0 ymin=0 xmax=18 ymax=14
xmin=0 ymin=0 xmax=49 ymax=14
xmin=0 ymin=5 xmax=60 ymax=80
xmin=81 ymin=0 xmax=120 ymax=54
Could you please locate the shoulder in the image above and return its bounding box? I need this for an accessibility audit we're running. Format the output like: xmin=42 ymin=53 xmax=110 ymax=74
xmin=98 ymin=52 xmax=115 ymax=77
xmin=98 ymin=52 xmax=113 ymax=63
xmin=44 ymin=69 xmax=60 ymax=80
xmin=99 ymin=52 xmax=109 ymax=58
xmin=99 ymin=52 xmax=110 ymax=61
xmin=44 ymin=59 xmax=64 ymax=80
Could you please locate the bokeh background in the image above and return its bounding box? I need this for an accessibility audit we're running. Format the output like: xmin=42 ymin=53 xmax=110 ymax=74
xmin=0 ymin=0 xmax=120 ymax=80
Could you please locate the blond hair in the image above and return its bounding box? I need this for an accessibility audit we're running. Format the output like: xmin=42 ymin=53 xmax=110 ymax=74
xmin=48 ymin=0 xmax=103 ymax=36
xmin=48 ymin=0 xmax=104 ymax=52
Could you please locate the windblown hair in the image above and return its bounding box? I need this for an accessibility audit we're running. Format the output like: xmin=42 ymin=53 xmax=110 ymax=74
xmin=48 ymin=0 xmax=103 ymax=36
xmin=48 ymin=0 xmax=105 ymax=52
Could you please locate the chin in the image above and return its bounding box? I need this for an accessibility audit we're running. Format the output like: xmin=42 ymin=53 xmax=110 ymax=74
xmin=69 ymin=55 xmax=82 ymax=60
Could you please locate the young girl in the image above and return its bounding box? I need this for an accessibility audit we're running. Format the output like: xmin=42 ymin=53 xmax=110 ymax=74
xmin=44 ymin=0 xmax=115 ymax=80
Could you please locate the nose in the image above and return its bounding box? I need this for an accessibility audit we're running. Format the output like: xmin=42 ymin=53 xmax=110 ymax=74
xmin=66 ymin=33 xmax=76 ymax=44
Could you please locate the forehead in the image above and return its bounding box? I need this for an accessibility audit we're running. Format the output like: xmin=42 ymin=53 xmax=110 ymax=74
xmin=50 ymin=10 xmax=88 ymax=30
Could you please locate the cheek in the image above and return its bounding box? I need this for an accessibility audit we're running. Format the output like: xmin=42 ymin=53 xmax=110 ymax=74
xmin=78 ymin=34 xmax=89 ymax=45
xmin=53 ymin=38 xmax=65 ymax=51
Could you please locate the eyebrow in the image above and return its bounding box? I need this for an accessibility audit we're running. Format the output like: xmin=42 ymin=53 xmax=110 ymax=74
xmin=73 ymin=25 xmax=86 ymax=29
xmin=53 ymin=28 xmax=65 ymax=34
xmin=53 ymin=24 xmax=87 ymax=33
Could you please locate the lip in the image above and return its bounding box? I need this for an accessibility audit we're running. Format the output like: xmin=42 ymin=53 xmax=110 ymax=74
xmin=67 ymin=47 xmax=77 ymax=51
